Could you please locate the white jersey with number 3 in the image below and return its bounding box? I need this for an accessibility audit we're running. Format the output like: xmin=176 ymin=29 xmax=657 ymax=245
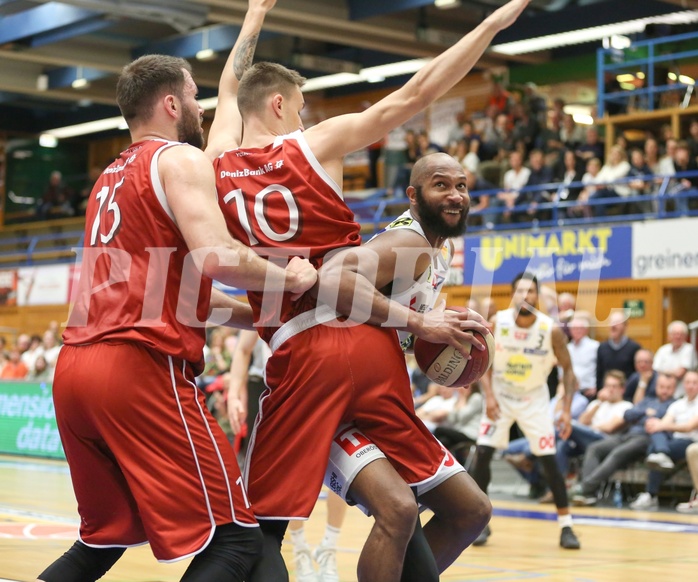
xmin=493 ymin=308 xmax=556 ymax=393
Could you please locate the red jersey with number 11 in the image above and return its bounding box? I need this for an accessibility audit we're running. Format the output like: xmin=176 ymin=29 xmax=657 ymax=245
xmin=215 ymin=130 xmax=361 ymax=341
xmin=64 ymin=139 xmax=212 ymax=372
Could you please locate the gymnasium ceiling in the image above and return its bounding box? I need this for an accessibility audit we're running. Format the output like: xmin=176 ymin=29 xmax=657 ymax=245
xmin=0 ymin=0 xmax=696 ymax=137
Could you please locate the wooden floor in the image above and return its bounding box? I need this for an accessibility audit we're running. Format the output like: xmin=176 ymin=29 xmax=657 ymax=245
xmin=1 ymin=455 xmax=696 ymax=582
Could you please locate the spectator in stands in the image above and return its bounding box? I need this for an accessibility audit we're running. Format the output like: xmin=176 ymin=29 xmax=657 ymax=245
xmin=676 ymin=442 xmax=698 ymax=513
xmin=572 ymin=373 xmax=677 ymax=506
xmin=557 ymin=371 xmax=632 ymax=483
xmin=625 ymin=348 xmax=658 ymax=403
xmin=21 ymin=334 xmax=43 ymax=372
xmin=687 ymin=119 xmax=698 ymax=164
xmin=510 ymin=102 xmax=539 ymax=157
xmin=513 ymin=148 xmax=553 ymax=222
xmin=657 ymin=138 xmax=678 ymax=176
xmin=596 ymin=310 xmax=642 ymax=393
xmin=588 ymin=145 xmax=631 ymax=217
xmin=644 ymin=137 xmax=661 ymax=173
xmin=555 ymin=292 xmax=576 ymax=340
xmin=482 ymin=112 xmax=514 ymax=162
xmin=432 ymin=384 xmax=483 ymax=465
xmin=554 ymin=150 xmax=585 ymax=216
xmin=521 ymin=82 xmax=547 ymax=125
xmin=626 ymin=148 xmax=654 ymax=214
xmin=37 ymin=170 xmax=72 ymax=219
xmin=537 ymin=114 xmax=563 ymax=164
xmin=451 ymin=137 xmax=480 ymax=174
xmin=415 ymin=384 xmax=459 ymax=433
xmin=495 ymin=149 xmax=530 ymax=223
xmin=666 ymin=141 xmax=698 ymax=214
xmin=575 ymin=126 xmax=605 ymax=162
xmin=446 ymin=111 xmax=468 ymax=147
xmin=390 ymin=129 xmax=420 ymax=197
xmin=630 ymin=370 xmax=698 ymax=510
xmin=40 ymin=329 xmax=62 ymax=373
xmin=0 ymin=346 xmax=28 ymax=379
xmin=654 ymin=320 xmax=698 ymax=397
xmin=569 ymin=157 xmax=602 ymax=218
xmin=465 ymin=168 xmax=496 ymax=227
xmin=567 ymin=313 xmax=600 ymax=400
xmin=488 ymin=80 xmax=514 ymax=115
xmin=29 ymin=354 xmax=52 ymax=381
xmin=416 ymin=130 xmax=443 ymax=157
xmin=559 ymin=114 xmax=586 ymax=151
xmin=407 ymin=355 xmax=438 ymax=409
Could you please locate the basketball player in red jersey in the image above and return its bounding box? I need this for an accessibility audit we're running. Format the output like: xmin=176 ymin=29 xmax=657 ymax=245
xmin=209 ymin=1 xmax=530 ymax=580
xmin=36 ymin=18 xmax=316 ymax=582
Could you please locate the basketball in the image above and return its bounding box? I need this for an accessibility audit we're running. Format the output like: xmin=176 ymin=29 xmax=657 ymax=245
xmin=414 ymin=307 xmax=494 ymax=388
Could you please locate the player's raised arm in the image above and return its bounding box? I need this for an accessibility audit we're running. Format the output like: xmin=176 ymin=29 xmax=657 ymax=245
xmin=304 ymin=0 xmax=530 ymax=164
xmin=205 ymin=0 xmax=276 ymax=160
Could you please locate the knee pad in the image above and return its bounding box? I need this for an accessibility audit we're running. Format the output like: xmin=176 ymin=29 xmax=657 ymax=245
xmin=38 ymin=540 xmax=124 ymax=582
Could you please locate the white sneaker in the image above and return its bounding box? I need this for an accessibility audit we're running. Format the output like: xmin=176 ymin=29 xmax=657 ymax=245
xmin=293 ymin=547 xmax=319 ymax=582
xmin=314 ymin=546 xmax=339 ymax=582
xmin=629 ymin=492 xmax=658 ymax=510
xmin=645 ymin=452 xmax=675 ymax=471
xmin=676 ymin=500 xmax=698 ymax=513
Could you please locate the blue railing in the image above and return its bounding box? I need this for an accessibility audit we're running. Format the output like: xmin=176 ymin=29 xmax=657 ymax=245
xmin=347 ymin=170 xmax=698 ymax=237
xmin=0 ymin=229 xmax=84 ymax=267
xmin=597 ymin=30 xmax=698 ymax=117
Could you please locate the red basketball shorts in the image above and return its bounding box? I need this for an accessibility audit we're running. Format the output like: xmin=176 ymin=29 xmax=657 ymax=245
xmin=53 ymin=342 xmax=257 ymax=562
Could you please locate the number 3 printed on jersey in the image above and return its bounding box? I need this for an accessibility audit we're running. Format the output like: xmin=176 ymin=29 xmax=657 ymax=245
xmin=90 ymin=177 xmax=124 ymax=246
xmin=223 ymin=185 xmax=299 ymax=245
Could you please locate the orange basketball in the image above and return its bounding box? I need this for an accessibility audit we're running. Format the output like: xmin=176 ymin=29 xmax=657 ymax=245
xmin=414 ymin=307 xmax=494 ymax=388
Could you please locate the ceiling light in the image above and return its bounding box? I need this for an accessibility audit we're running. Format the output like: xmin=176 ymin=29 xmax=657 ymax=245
xmin=196 ymin=29 xmax=217 ymax=61
xmin=39 ymin=134 xmax=58 ymax=148
xmin=71 ymin=66 xmax=90 ymax=90
xmin=301 ymin=58 xmax=431 ymax=92
xmin=679 ymin=75 xmax=695 ymax=85
xmin=491 ymin=10 xmax=698 ymax=55
xmin=44 ymin=116 xmax=128 ymax=140
xmin=616 ymin=74 xmax=635 ymax=83
xmin=434 ymin=0 xmax=462 ymax=8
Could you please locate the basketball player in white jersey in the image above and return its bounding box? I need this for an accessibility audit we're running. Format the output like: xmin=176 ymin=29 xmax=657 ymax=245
xmin=469 ymin=272 xmax=581 ymax=549
xmin=318 ymin=153 xmax=491 ymax=579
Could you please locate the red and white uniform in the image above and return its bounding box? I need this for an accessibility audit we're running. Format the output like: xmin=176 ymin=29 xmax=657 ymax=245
xmin=57 ymin=140 xmax=257 ymax=562
xmin=215 ymin=131 xmax=453 ymax=519
xmin=477 ymin=309 xmax=558 ymax=455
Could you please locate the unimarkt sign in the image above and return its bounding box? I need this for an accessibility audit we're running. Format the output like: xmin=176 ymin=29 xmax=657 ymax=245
xmin=0 ymin=381 xmax=64 ymax=459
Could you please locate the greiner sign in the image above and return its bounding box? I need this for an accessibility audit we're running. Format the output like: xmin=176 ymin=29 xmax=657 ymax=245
xmin=632 ymin=218 xmax=698 ymax=279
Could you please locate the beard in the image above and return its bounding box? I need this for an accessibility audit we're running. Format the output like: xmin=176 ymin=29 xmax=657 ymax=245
xmin=177 ymin=105 xmax=204 ymax=149
xmin=414 ymin=186 xmax=469 ymax=238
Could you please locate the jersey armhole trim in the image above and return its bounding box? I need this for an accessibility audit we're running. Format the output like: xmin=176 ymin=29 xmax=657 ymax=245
xmin=150 ymin=141 xmax=180 ymax=225
xmin=280 ymin=130 xmax=343 ymax=200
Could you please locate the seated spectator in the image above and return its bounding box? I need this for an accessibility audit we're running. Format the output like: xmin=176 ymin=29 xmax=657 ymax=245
xmin=495 ymin=150 xmax=530 ymax=223
xmin=566 ymin=313 xmax=600 ymax=400
xmin=657 ymin=138 xmax=677 ymax=177
xmin=575 ymin=126 xmax=605 ymax=162
xmin=37 ymin=171 xmax=73 ymax=219
xmin=513 ymin=149 xmax=553 ymax=223
xmin=40 ymin=330 xmax=62 ymax=375
xmin=687 ymin=119 xmax=698 ymax=164
xmin=569 ymin=157 xmax=602 ymax=218
xmin=553 ymin=150 xmax=585 ymax=216
xmin=572 ymin=373 xmax=677 ymax=506
xmin=0 ymin=347 xmax=28 ymax=379
xmin=643 ymin=136 xmax=661 ymax=174
xmin=676 ymin=442 xmax=698 ymax=513
xmin=626 ymin=148 xmax=654 ymax=214
xmin=415 ymin=384 xmax=458 ymax=433
xmin=20 ymin=334 xmax=43 ymax=373
xmin=666 ymin=141 xmax=698 ymax=214
xmin=416 ymin=131 xmax=444 ymax=156
xmin=588 ymin=145 xmax=631 ymax=217
xmin=596 ymin=310 xmax=642 ymax=392
xmin=488 ymin=81 xmax=514 ymax=115
xmin=510 ymin=103 xmax=539 ymax=157
xmin=464 ymin=169 xmax=496 ymax=226
xmin=432 ymin=383 xmax=483 ymax=465
xmin=29 ymin=355 xmax=52 ymax=381
xmin=630 ymin=370 xmax=698 ymax=510
xmin=653 ymin=320 xmax=698 ymax=397
xmin=557 ymin=371 xmax=632 ymax=482
xmin=559 ymin=114 xmax=586 ymax=151
xmin=482 ymin=112 xmax=514 ymax=162
xmin=389 ymin=129 xmax=420 ymax=197
xmin=625 ymin=349 xmax=658 ymax=404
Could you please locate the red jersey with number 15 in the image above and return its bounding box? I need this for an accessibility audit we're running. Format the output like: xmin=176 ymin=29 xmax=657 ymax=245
xmin=64 ymin=139 xmax=212 ymax=372
xmin=215 ymin=130 xmax=361 ymax=341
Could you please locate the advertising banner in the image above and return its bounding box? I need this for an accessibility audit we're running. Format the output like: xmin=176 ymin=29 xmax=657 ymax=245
xmin=463 ymin=225 xmax=632 ymax=286
xmin=632 ymin=217 xmax=698 ymax=279
xmin=0 ymin=381 xmax=64 ymax=459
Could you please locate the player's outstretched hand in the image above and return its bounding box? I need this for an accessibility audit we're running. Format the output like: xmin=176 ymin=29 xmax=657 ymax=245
xmin=487 ymin=0 xmax=531 ymax=32
xmin=285 ymin=256 xmax=318 ymax=300
xmin=417 ymin=301 xmax=490 ymax=359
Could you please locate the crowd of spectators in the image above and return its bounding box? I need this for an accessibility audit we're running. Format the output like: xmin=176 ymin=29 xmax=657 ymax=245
xmin=378 ymin=81 xmax=698 ymax=226
xmin=0 ymin=326 xmax=63 ymax=381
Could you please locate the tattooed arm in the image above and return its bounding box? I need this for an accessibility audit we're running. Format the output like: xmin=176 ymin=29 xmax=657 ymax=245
xmin=205 ymin=0 xmax=276 ymax=160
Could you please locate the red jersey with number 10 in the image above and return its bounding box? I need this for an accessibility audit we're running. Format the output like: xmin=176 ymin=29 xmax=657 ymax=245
xmin=215 ymin=130 xmax=361 ymax=341
xmin=64 ymin=139 xmax=212 ymax=372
